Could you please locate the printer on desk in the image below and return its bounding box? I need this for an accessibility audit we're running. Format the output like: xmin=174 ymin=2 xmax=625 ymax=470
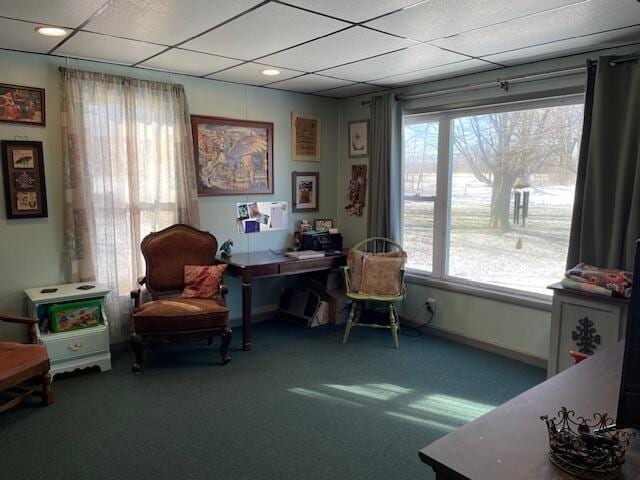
xmin=301 ymin=231 xmax=343 ymax=251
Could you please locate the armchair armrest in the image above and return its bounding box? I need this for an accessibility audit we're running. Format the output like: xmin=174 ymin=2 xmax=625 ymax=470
xmin=130 ymin=276 xmax=146 ymax=312
xmin=217 ymin=283 xmax=229 ymax=306
xmin=0 ymin=314 xmax=36 ymax=325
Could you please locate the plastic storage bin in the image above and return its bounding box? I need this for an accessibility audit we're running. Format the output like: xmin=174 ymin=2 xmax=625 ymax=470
xmin=47 ymin=299 xmax=102 ymax=333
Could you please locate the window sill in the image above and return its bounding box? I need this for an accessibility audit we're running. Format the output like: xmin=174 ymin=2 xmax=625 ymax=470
xmin=404 ymin=270 xmax=553 ymax=312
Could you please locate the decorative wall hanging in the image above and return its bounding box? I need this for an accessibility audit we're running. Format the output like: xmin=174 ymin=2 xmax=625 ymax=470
xmin=292 ymin=171 xmax=319 ymax=212
xmin=1 ymin=140 xmax=47 ymax=218
xmin=292 ymin=112 xmax=320 ymax=161
xmin=345 ymin=164 xmax=367 ymax=216
xmin=313 ymin=219 xmax=333 ymax=231
xmin=191 ymin=115 xmax=274 ymax=196
xmin=348 ymin=120 xmax=369 ymax=158
xmin=0 ymin=83 xmax=45 ymax=126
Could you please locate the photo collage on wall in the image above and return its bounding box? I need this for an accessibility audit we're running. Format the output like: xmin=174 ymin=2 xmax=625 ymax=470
xmin=236 ymin=201 xmax=288 ymax=234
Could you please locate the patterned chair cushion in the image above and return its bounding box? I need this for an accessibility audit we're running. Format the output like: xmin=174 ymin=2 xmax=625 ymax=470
xmin=181 ymin=264 xmax=227 ymax=299
xmin=348 ymin=249 xmax=405 ymax=293
xmin=360 ymin=255 xmax=406 ymax=296
xmin=132 ymin=298 xmax=228 ymax=332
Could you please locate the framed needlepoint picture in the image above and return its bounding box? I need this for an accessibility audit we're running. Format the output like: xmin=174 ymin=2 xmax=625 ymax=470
xmin=292 ymin=171 xmax=319 ymax=213
xmin=1 ymin=140 xmax=47 ymax=218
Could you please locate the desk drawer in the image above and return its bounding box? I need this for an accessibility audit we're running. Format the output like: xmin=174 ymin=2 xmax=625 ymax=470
xmin=42 ymin=325 xmax=109 ymax=362
xmin=280 ymin=258 xmax=340 ymax=274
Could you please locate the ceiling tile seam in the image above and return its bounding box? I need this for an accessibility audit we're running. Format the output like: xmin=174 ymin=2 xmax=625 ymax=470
xmin=0 ymin=15 xmax=73 ymax=29
xmin=364 ymin=59 xmax=491 ymax=84
xmin=313 ymin=82 xmax=390 ymax=95
xmin=47 ymin=0 xmax=114 ymax=55
xmin=131 ymin=0 xmax=272 ymax=67
xmin=260 ymin=72 xmax=317 ymax=87
xmin=476 ymin=23 xmax=640 ymax=59
xmin=310 ymin=46 xmax=419 ymax=75
xmin=203 ymin=60 xmax=307 ymax=80
xmin=353 ymin=0 xmax=431 ymax=25
xmin=271 ymin=0 xmax=357 ymax=25
xmin=424 ymin=42 xmax=506 ymax=67
xmin=362 ymin=0 xmax=590 ymax=46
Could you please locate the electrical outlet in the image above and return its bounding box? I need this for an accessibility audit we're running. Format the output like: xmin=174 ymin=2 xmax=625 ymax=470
xmin=425 ymin=298 xmax=437 ymax=313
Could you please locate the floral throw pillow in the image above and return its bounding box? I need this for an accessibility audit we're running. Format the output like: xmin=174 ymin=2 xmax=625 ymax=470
xmin=348 ymin=249 xmax=406 ymax=293
xmin=182 ymin=264 xmax=227 ymax=299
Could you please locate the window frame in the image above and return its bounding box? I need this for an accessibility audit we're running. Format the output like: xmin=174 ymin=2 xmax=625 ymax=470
xmin=401 ymin=94 xmax=585 ymax=307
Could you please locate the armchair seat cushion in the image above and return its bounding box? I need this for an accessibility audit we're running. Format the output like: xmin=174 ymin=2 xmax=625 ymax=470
xmin=0 ymin=343 xmax=49 ymax=389
xmin=133 ymin=298 xmax=229 ymax=333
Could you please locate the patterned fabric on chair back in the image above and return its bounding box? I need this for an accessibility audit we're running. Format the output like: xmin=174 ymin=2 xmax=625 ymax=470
xmin=141 ymin=224 xmax=218 ymax=297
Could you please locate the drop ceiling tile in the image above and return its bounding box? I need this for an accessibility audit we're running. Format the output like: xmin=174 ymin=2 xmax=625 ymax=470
xmin=0 ymin=0 xmax=105 ymax=27
xmin=430 ymin=0 xmax=640 ymax=57
xmin=315 ymin=83 xmax=387 ymax=98
xmin=0 ymin=18 xmax=60 ymax=53
xmin=55 ymin=31 xmax=166 ymax=65
xmin=483 ymin=25 xmax=640 ymax=66
xmin=372 ymin=59 xmax=495 ymax=86
xmin=318 ymin=43 xmax=468 ymax=82
xmin=83 ymin=0 xmax=260 ymax=46
xmin=207 ymin=62 xmax=303 ymax=86
xmin=266 ymin=74 xmax=353 ymax=93
xmin=140 ymin=48 xmax=242 ymax=76
xmin=182 ymin=2 xmax=348 ymax=60
xmin=260 ymin=26 xmax=416 ymax=72
xmin=284 ymin=0 xmax=422 ymax=23
xmin=366 ymin=0 xmax=585 ymax=42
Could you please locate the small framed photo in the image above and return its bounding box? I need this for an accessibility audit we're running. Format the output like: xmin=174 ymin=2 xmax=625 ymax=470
xmin=349 ymin=120 xmax=369 ymax=158
xmin=292 ymin=112 xmax=321 ymax=161
xmin=314 ymin=219 xmax=333 ymax=231
xmin=2 ymin=140 xmax=47 ymax=218
xmin=0 ymin=83 xmax=45 ymax=126
xmin=292 ymin=171 xmax=319 ymax=213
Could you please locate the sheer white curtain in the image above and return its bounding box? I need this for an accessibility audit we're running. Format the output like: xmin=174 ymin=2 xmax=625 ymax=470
xmin=60 ymin=68 xmax=200 ymax=339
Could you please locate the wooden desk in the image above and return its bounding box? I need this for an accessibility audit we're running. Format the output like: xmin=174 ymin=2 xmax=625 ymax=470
xmin=419 ymin=341 xmax=639 ymax=479
xmin=217 ymin=251 xmax=347 ymax=351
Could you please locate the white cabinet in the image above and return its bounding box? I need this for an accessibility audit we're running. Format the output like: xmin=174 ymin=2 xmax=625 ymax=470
xmin=25 ymin=282 xmax=112 ymax=380
xmin=547 ymin=283 xmax=628 ymax=378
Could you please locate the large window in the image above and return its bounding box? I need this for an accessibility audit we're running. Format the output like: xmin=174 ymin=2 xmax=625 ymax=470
xmin=402 ymin=98 xmax=584 ymax=296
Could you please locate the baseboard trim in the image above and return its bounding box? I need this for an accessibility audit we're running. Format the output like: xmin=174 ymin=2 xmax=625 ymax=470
xmin=401 ymin=317 xmax=548 ymax=369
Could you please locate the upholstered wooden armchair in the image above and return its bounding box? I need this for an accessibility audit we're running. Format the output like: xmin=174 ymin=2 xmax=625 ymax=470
xmin=0 ymin=314 xmax=54 ymax=412
xmin=130 ymin=224 xmax=232 ymax=372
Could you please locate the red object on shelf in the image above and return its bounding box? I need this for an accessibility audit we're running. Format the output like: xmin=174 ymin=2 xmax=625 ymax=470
xmin=569 ymin=350 xmax=590 ymax=364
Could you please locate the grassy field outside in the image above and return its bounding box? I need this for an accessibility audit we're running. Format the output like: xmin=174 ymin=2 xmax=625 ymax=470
xmin=403 ymin=173 xmax=574 ymax=295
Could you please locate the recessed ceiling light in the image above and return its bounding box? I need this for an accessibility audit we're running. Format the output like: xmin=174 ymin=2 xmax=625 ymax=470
xmin=261 ymin=69 xmax=281 ymax=76
xmin=35 ymin=26 xmax=68 ymax=37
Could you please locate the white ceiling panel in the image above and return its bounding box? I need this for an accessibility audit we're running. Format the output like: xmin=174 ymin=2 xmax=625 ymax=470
xmin=182 ymin=3 xmax=348 ymax=61
xmin=372 ymin=59 xmax=494 ymax=86
xmin=55 ymin=32 xmax=166 ymax=65
xmin=267 ymin=74 xmax=353 ymax=93
xmin=260 ymin=26 xmax=416 ymax=72
xmin=318 ymin=43 xmax=468 ymax=82
xmin=140 ymin=48 xmax=242 ymax=76
xmin=430 ymin=0 xmax=640 ymax=58
xmin=208 ymin=62 xmax=303 ymax=86
xmin=366 ymin=0 xmax=585 ymax=42
xmin=0 ymin=18 xmax=61 ymax=53
xmin=283 ymin=0 xmax=422 ymax=23
xmin=483 ymin=25 xmax=640 ymax=66
xmin=315 ymin=83 xmax=387 ymax=98
xmin=83 ymin=0 xmax=260 ymax=46
xmin=0 ymin=0 xmax=105 ymax=28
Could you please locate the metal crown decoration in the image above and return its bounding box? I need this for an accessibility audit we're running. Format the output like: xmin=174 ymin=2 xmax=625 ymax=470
xmin=541 ymin=407 xmax=635 ymax=480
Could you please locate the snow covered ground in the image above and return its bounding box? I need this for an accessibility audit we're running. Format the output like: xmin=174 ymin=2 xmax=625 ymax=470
xmin=403 ymin=174 xmax=575 ymax=295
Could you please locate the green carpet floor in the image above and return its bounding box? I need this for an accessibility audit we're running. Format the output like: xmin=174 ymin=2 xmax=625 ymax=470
xmin=0 ymin=320 xmax=544 ymax=480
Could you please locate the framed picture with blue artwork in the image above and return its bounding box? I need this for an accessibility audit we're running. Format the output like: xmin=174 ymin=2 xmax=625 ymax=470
xmin=191 ymin=115 xmax=274 ymax=196
xmin=1 ymin=140 xmax=47 ymax=219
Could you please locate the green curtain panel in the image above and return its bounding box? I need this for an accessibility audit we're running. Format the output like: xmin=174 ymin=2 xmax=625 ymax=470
xmin=367 ymin=94 xmax=402 ymax=239
xmin=567 ymin=55 xmax=640 ymax=271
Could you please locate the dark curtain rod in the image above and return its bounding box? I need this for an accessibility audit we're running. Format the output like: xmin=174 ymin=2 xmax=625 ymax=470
xmin=361 ymin=52 xmax=640 ymax=106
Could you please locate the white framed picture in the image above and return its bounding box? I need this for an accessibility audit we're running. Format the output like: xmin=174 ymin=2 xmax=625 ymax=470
xmin=349 ymin=120 xmax=369 ymax=158
xmin=292 ymin=171 xmax=319 ymax=212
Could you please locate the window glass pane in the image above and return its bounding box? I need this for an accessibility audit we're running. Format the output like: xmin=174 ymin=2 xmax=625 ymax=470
xmin=403 ymin=119 xmax=439 ymax=272
xmin=448 ymin=103 xmax=584 ymax=294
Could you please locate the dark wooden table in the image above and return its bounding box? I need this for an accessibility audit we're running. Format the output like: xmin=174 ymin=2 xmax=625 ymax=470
xmin=419 ymin=341 xmax=639 ymax=479
xmin=216 ymin=250 xmax=347 ymax=351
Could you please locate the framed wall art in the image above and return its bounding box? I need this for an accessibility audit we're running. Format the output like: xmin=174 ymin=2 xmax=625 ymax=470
xmin=348 ymin=120 xmax=369 ymax=158
xmin=191 ymin=115 xmax=274 ymax=196
xmin=292 ymin=112 xmax=320 ymax=161
xmin=313 ymin=218 xmax=333 ymax=231
xmin=292 ymin=171 xmax=319 ymax=213
xmin=0 ymin=83 xmax=45 ymax=126
xmin=1 ymin=140 xmax=47 ymax=219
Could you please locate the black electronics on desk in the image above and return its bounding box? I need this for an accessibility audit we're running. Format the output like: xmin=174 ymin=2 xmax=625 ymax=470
xmin=301 ymin=231 xmax=343 ymax=251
